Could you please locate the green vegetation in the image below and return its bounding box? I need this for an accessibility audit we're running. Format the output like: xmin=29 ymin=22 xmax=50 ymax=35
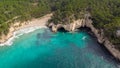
xmin=49 ymin=0 xmax=120 ymax=47
xmin=0 ymin=0 xmax=120 ymax=48
xmin=0 ymin=0 xmax=51 ymax=35
xmin=49 ymin=0 xmax=87 ymax=24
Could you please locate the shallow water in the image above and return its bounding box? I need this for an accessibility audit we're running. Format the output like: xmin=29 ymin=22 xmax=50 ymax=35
xmin=0 ymin=28 xmax=119 ymax=68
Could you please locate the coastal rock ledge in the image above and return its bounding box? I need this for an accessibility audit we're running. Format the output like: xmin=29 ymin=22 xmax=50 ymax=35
xmin=48 ymin=13 xmax=120 ymax=61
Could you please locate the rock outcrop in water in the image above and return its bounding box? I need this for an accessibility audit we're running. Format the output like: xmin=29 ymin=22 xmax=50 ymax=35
xmin=116 ymin=30 xmax=120 ymax=37
xmin=48 ymin=13 xmax=120 ymax=61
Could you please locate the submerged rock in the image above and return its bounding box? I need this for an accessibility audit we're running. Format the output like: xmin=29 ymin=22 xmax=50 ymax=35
xmin=48 ymin=13 xmax=120 ymax=61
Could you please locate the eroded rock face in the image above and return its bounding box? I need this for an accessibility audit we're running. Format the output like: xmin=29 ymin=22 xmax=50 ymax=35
xmin=48 ymin=13 xmax=120 ymax=61
xmin=52 ymin=25 xmax=57 ymax=32
xmin=116 ymin=30 xmax=120 ymax=37
xmin=48 ymin=19 xmax=84 ymax=32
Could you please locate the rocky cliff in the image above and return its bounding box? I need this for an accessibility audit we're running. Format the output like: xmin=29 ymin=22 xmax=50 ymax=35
xmin=48 ymin=13 xmax=120 ymax=61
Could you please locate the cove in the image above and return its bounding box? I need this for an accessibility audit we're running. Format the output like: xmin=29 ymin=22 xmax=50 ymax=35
xmin=0 ymin=28 xmax=119 ymax=68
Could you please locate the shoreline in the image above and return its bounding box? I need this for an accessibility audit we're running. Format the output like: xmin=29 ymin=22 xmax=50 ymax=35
xmin=48 ymin=13 xmax=120 ymax=61
xmin=0 ymin=14 xmax=52 ymax=46
xmin=1 ymin=13 xmax=120 ymax=62
xmin=79 ymin=27 xmax=120 ymax=63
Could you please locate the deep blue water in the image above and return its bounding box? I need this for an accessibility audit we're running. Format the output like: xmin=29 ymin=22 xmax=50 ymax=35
xmin=0 ymin=28 xmax=119 ymax=68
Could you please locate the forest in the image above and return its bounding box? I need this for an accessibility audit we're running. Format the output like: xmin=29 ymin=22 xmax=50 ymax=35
xmin=49 ymin=0 xmax=120 ymax=47
xmin=0 ymin=0 xmax=51 ymax=35
xmin=0 ymin=0 xmax=120 ymax=48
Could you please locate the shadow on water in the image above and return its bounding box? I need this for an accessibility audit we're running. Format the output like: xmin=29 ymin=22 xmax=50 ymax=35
xmin=57 ymin=27 xmax=68 ymax=32
xmin=78 ymin=27 xmax=120 ymax=66
xmin=56 ymin=27 xmax=120 ymax=66
xmin=35 ymin=27 xmax=120 ymax=67
xmin=49 ymin=26 xmax=68 ymax=33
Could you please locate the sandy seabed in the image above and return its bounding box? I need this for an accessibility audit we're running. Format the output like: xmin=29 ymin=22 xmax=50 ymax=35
xmin=0 ymin=14 xmax=52 ymax=46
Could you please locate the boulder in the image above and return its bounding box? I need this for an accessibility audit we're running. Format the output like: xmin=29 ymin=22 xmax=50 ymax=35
xmin=116 ymin=30 xmax=120 ymax=37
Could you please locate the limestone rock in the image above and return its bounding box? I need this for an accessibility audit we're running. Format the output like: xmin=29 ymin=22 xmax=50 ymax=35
xmin=116 ymin=30 xmax=120 ymax=37
xmin=48 ymin=13 xmax=120 ymax=61
xmin=52 ymin=25 xmax=57 ymax=32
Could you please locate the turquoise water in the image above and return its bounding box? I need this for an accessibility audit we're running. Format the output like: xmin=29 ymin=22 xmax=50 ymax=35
xmin=0 ymin=28 xmax=118 ymax=68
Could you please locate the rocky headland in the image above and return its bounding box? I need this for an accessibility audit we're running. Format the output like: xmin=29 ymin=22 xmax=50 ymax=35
xmin=47 ymin=13 xmax=120 ymax=61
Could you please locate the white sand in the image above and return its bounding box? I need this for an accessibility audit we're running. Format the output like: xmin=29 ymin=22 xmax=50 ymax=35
xmin=0 ymin=13 xmax=52 ymax=46
xmin=16 ymin=14 xmax=52 ymax=30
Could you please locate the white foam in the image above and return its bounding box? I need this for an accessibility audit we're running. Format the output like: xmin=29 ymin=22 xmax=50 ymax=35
xmin=82 ymin=36 xmax=87 ymax=40
xmin=0 ymin=26 xmax=47 ymax=46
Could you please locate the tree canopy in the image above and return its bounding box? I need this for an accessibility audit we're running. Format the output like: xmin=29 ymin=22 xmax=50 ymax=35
xmin=0 ymin=0 xmax=120 ymax=47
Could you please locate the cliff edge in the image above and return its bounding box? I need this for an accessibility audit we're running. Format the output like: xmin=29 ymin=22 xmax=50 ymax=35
xmin=48 ymin=13 xmax=120 ymax=61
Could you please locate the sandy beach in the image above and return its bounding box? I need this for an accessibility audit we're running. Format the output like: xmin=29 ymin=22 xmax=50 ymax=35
xmin=0 ymin=13 xmax=52 ymax=46
xmin=16 ymin=14 xmax=52 ymax=30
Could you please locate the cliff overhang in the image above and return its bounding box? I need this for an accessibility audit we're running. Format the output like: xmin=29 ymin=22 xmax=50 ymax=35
xmin=47 ymin=13 xmax=120 ymax=61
